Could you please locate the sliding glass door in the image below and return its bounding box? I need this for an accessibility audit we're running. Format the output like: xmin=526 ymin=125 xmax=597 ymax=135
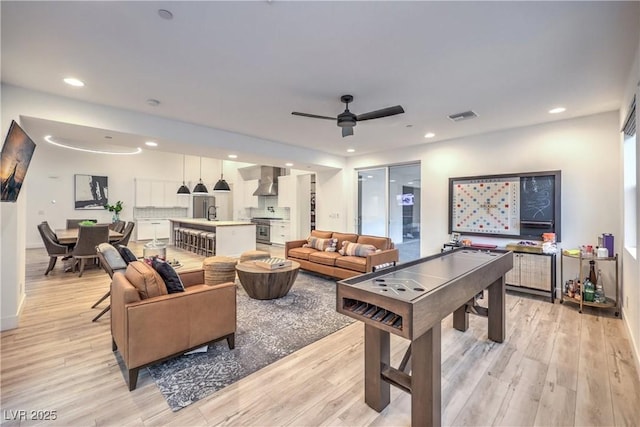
xmin=357 ymin=163 xmax=421 ymax=262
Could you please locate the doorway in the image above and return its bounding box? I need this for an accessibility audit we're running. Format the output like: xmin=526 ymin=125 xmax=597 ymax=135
xmin=357 ymin=163 xmax=421 ymax=262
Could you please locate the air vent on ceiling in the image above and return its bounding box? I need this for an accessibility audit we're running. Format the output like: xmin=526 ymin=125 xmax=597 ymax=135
xmin=448 ymin=110 xmax=478 ymax=122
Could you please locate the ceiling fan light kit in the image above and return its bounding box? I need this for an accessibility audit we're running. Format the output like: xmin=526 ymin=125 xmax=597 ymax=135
xmin=292 ymin=94 xmax=405 ymax=137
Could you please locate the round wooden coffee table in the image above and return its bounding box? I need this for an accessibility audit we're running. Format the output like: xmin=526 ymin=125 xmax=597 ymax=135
xmin=235 ymin=260 xmax=301 ymax=300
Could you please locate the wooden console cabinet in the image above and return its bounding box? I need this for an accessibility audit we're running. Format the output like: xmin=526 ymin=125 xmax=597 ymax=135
xmin=505 ymin=251 xmax=556 ymax=302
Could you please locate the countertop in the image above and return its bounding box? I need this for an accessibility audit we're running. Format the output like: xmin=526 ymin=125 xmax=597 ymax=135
xmin=168 ymin=218 xmax=254 ymax=227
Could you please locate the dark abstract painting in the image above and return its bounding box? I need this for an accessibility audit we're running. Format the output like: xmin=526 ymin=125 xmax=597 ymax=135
xmin=74 ymin=174 xmax=108 ymax=209
xmin=1 ymin=120 xmax=37 ymax=202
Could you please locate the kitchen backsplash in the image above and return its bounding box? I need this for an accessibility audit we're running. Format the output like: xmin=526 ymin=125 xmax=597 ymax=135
xmin=249 ymin=204 xmax=290 ymax=220
xmin=134 ymin=206 xmax=188 ymax=219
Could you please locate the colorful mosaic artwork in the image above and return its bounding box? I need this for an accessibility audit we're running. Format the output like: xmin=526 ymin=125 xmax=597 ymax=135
xmin=451 ymin=176 xmax=520 ymax=235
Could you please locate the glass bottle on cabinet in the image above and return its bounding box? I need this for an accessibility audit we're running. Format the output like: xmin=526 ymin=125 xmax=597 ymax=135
xmin=560 ymin=250 xmax=619 ymax=316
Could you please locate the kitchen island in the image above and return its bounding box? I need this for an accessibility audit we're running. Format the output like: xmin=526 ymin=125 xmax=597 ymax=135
xmin=169 ymin=218 xmax=256 ymax=258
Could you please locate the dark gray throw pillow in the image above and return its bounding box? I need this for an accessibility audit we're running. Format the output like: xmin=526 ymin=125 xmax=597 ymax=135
xmin=152 ymin=258 xmax=185 ymax=293
xmin=117 ymin=245 xmax=138 ymax=264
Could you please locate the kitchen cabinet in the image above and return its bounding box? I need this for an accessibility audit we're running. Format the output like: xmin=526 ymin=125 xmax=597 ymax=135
xmin=560 ymin=251 xmax=619 ymax=316
xmin=270 ymin=220 xmax=290 ymax=245
xmin=136 ymin=219 xmax=171 ymax=241
xmin=505 ymin=251 xmax=556 ymax=302
xmin=277 ymin=175 xmax=295 ymax=208
xmin=135 ymin=179 xmax=187 ymax=207
xmin=243 ymin=179 xmax=259 ymax=208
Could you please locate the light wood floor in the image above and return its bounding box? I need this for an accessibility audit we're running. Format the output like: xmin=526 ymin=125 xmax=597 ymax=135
xmin=1 ymin=242 xmax=639 ymax=426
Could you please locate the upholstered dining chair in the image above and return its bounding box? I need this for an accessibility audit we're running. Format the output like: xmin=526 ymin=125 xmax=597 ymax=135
xmin=93 ymin=243 xmax=128 ymax=322
xmin=112 ymin=222 xmax=134 ymax=246
xmin=109 ymin=220 xmax=126 ymax=233
xmin=71 ymin=225 xmax=109 ymax=277
xmin=37 ymin=222 xmax=71 ymax=275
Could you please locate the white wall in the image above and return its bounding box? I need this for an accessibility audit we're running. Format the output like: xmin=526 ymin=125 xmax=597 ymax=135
xmin=620 ymin=34 xmax=640 ymax=372
xmin=348 ymin=111 xmax=621 ymax=256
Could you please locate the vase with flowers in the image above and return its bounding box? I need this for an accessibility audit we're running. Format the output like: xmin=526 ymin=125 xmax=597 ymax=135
xmin=104 ymin=200 xmax=124 ymax=222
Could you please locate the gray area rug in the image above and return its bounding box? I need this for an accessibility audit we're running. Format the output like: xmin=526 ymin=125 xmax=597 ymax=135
xmin=147 ymin=272 xmax=354 ymax=411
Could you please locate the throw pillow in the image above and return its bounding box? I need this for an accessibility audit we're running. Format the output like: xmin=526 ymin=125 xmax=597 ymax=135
xmin=117 ymin=245 xmax=138 ymax=264
xmin=303 ymin=237 xmax=335 ymax=251
xmin=124 ymin=261 xmax=168 ymax=299
xmin=325 ymin=238 xmax=338 ymax=252
xmin=152 ymin=258 xmax=185 ymax=294
xmin=339 ymin=241 xmax=378 ymax=257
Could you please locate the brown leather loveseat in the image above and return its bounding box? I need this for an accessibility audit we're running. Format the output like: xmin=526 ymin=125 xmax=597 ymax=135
xmin=111 ymin=261 xmax=236 ymax=390
xmin=285 ymin=230 xmax=399 ymax=279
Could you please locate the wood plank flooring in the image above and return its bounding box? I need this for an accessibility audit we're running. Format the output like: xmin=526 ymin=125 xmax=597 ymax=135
xmin=1 ymin=242 xmax=639 ymax=426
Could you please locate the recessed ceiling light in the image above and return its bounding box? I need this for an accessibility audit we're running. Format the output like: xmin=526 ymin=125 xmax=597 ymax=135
xmin=228 ymin=154 xmax=238 ymax=159
xmin=146 ymin=98 xmax=161 ymax=107
xmin=549 ymin=107 xmax=566 ymax=114
xmin=285 ymin=162 xmax=293 ymax=167
xmin=145 ymin=141 xmax=158 ymax=147
xmin=158 ymin=9 xmax=173 ymax=20
xmin=45 ymin=135 xmax=142 ymax=155
xmin=347 ymin=148 xmax=355 ymax=153
xmin=63 ymin=77 xmax=85 ymax=87
xmin=424 ymin=132 xmax=436 ymax=138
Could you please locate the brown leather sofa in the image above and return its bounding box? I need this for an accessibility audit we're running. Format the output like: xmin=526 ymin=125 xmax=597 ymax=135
xmin=111 ymin=261 xmax=236 ymax=390
xmin=285 ymin=230 xmax=399 ymax=280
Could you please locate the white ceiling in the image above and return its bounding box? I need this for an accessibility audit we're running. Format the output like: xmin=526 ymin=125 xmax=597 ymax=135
xmin=2 ymin=1 xmax=639 ymax=160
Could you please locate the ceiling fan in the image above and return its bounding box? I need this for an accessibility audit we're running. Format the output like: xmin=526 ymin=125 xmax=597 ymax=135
xmin=292 ymin=95 xmax=405 ymax=137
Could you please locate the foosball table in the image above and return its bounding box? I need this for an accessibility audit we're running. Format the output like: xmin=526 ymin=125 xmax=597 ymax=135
xmin=336 ymin=248 xmax=513 ymax=426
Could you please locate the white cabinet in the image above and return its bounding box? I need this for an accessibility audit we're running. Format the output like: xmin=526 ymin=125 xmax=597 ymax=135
xmin=136 ymin=219 xmax=171 ymax=241
xmin=135 ymin=180 xmax=152 ymax=206
xmin=270 ymin=220 xmax=290 ymax=245
xmin=277 ymin=175 xmax=296 ymax=208
xmin=243 ymin=179 xmax=259 ymax=208
xmin=135 ymin=179 xmax=187 ymax=207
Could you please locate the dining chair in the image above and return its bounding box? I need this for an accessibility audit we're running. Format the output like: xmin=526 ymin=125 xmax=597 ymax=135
xmin=112 ymin=222 xmax=135 ymax=246
xmin=37 ymin=223 xmax=71 ymax=275
xmin=109 ymin=220 xmax=126 ymax=233
xmin=71 ymin=225 xmax=109 ymax=277
xmin=93 ymin=243 xmax=128 ymax=322
xmin=67 ymin=219 xmax=97 ymax=229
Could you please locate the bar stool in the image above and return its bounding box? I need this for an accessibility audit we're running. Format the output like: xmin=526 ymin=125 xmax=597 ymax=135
xmin=202 ymin=232 xmax=216 ymax=256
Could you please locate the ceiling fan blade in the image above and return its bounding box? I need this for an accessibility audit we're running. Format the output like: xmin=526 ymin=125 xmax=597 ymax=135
xmin=356 ymin=105 xmax=405 ymax=122
xmin=291 ymin=112 xmax=336 ymax=121
xmin=342 ymin=126 xmax=354 ymax=137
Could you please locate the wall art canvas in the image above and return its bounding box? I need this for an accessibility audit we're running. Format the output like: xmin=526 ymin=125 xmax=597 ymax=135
xmin=1 ymin=120 xmax=37 ymax=202
xmin=74 ymin=174 xmax=108 ymax=209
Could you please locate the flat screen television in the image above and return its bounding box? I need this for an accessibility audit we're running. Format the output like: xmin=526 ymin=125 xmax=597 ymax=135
xmin=1 ymin=120 xmax=36 ymax=202
xmin=396 ymin=193 xmax=414 ymax=206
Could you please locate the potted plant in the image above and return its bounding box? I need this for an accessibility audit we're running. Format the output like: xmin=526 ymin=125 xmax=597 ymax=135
xmin=104 ymin=200 xmax=124 ymax=222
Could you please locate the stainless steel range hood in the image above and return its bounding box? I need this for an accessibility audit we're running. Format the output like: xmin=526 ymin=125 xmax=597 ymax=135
xmin=254 ymin=167 xmax=284 ymax=196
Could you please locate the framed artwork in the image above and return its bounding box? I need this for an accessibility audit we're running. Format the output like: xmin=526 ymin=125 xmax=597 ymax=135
xmin=448 ymin=170 xmax=561 ymax=240
xmin=1 ymin=120 xmax=37 ymax=202
xmin=74 ymin=174 xmax=108 ymax=209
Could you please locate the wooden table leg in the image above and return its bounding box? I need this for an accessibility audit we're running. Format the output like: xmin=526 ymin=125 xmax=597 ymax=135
xmin=364 ymin=324 xmax=390 ymax=412
xmin=453 ymin=304 xmax=469 ymax=332
xmin=412 ymin=322 xmax=442 ymax=427
xmin=488 ymin=276 xmax=505 ymax=343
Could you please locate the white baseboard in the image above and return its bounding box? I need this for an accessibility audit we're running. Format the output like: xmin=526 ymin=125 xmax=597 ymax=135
xmin=0 ymin=292 xmax=25 ymax=331
xmin=622 ymin=306 xmax=640 ymax=382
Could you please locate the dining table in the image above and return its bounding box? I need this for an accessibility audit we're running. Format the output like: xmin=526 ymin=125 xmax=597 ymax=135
xmin=55 ymin=228 xmax=124 ymax=245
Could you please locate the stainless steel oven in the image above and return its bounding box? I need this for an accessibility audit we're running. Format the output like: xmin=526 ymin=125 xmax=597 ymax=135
xmin=251 ymin=219 xmax=271 ymax=244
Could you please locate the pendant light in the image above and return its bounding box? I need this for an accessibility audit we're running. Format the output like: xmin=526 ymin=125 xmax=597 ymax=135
xmin=192 ymin=157 xmax=209 ymax=194
xmin=213 ymin=159 xmax=231 ymax=192
xmin=177 ymin=155 xmax=191 ymax=195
